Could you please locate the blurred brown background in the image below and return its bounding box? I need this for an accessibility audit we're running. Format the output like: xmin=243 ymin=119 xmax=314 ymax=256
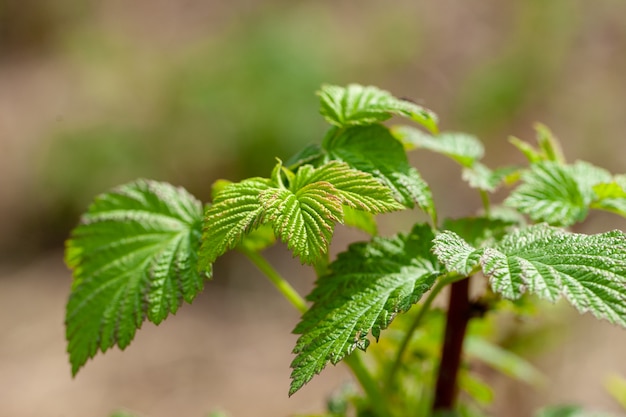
xmin=1 ymin=1 xmax=626 ymax=416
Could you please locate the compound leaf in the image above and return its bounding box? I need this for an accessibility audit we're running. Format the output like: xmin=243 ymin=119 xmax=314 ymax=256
xmin=318 ymin=84 xmax=438 ymax=133
xmin=65 ymin=180 xmax=206 ymax=375
xmin=393 ymin=127 xmax=484 ymax=168
xmin=290 ymin=224 xmax=441 ymax=395
xmin=324 ymin=125 xmax=436 ymax=221
xmin=199 ymin=178 xmax=273 ymax=269
xmin=481 ymin=224 xmax=626 ymax=327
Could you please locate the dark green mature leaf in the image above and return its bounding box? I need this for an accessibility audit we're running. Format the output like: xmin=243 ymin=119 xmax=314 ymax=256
xmin=285 ymin=143 xmax=325 ymax=171
xmin=318 ymin=84 xmax=438 ymax=133
xmin=199 ymin=178 xmax=273 ymax=269
xmin=324 ymin=125 xmax=436 ymax=221
xmin=392 ymin=127 xmax=484 ymax=167
xmin=481 ymin=224 xmax=626 ymax=326
xmin=505 ymin=162 xmax=588 ymax=226
xmin=290 ymin=224 xmax=441 ymax=395
xmin=65 ymin=180 xmax=206 ymax=375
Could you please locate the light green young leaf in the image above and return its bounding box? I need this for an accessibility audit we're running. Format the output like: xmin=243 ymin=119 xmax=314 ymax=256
xmin=260 ymin=184 xmax=343 ymax=264
xmin=318 ymin=84 xmax=439 ymax=133
xmin=535 ymin=123 xmax=565 ymax=164
xmin=465 ymin=337 xmax=545 ymax=387
xmin=604 ymin=373 xmax=626 ymax=411
xmin=509 ymin=123 xmax=565 ymax=164
xmin=324 ymin=125 xmax=436 ymax=221
xmin=481 ymin=224 xmax=626 ymax=327
xmin=291 ymin=161 xmax=404 ymax=214
xmin=199 ymin=178 xmax=273 ymax=269
xmin=65 ymin=180 xmax=206 ymax=375
xmin=505 ymin=162 xmax=588 ymax=226
xmin=458 ymin=371 xmax=494 ymax=406
xmin=392 ymin=127 xmax=484 ymax=168
xmin=591 ymin=175 xmax=626 ymax=217
xmin=290 ymin=224 xmax=441 ymax=395
xmin=343 ymin=206 xmax=378 ymax=236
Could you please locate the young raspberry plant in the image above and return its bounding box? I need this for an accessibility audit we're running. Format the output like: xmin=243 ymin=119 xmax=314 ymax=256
xmin=66 ymin=84 xmax=626 ymax=417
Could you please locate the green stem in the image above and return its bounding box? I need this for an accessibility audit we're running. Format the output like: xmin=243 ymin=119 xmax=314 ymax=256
xmin=344 ymin=353 xmax=394 ymax=417
xmin=384 ymin=273 xmax=464 ymax=392
xmin=242 ymin=248 xmax=392 ymax=416
xmin=479 ymin=189 xmax=491 ymax=216
xmin=240 ymin=248 xmax=308 ymax=314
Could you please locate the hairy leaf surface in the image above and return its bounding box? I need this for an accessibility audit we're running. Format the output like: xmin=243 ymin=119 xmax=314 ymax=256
xmin=65 ymin=180 xmax=206 ymax=375
xmin=318 ymin=84 xmax=438 ymax=133
xmin=260 ymin=184 xmax=343 ymax=264
xmin=199 ymin=178 xmax=273 ymax=269
xmin=324 ymin=125 xmax=436 ymax=220
xmin=481 ymin=224 xmax=626 ymax=326
xmin=433 ymin=231 xmax=482 ymax=276
xmin=291 ymin=161 xmax=404 ymax=213
xmin=505 ymin=162 xmax=588 ymax=226
xmin=290 ymin=224 xmax=441 ymax=395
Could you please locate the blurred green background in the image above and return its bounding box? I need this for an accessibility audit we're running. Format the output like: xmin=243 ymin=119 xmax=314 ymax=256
xmin=1 ymin=1 xmax=626 ymax=416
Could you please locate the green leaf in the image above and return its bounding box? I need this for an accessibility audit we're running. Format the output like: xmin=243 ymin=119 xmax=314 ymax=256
xmin=442 ymin=217 xmax=517 ymax=247
xmin=432 ymin=231 xmax=482 ymax=276
xmin=480 ymin=224 xmax=626 ymax=326
xmin=343 ymin=206 xmax=378 ymax=235
xmin=199 ymin=178 xmax=273 ymax=269
xmin=291 ymin=161 xmax=404 ymax=214
xmin=324 ymin=125 xmax=436 ymax=220
xmin=285 ymin=143 xmax=324 ymax=170
xmin=290 ymin=224 xmax=441 ymax=395
xmin=65 ymin=180 xmax=206 ymax=375
xmin=535 ymin=123 xmax=565 ymax=164
xmin=505 ymin=162 xmax=588 ymax=226
xmin=260 ymin=183 xmax=343 ymax=264
xmin=458 ymin=371 xmax=494 ymax=406
xmin=591 ymin=176 xmax=626 ymax=217
xmin=604 ymin=373 xmax=626 ymax=411
xmin=237 ymin=224 xmax=276 ymax=252
xmin=462 ymin=162 xmax=520 ymax=193
xmin=465 ymin=337 xmax=545 ymax=386
xmin=318 ymin=84 xmax=438 ymax=133
xmin=509 ymin=123 xmax=565 ymax=164
xmin=392 ymin=127 xmax=484 ymax=167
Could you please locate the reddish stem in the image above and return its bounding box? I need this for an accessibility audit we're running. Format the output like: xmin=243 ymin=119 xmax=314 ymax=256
xmin=433 ymin=277 xmax=471 ymax=411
